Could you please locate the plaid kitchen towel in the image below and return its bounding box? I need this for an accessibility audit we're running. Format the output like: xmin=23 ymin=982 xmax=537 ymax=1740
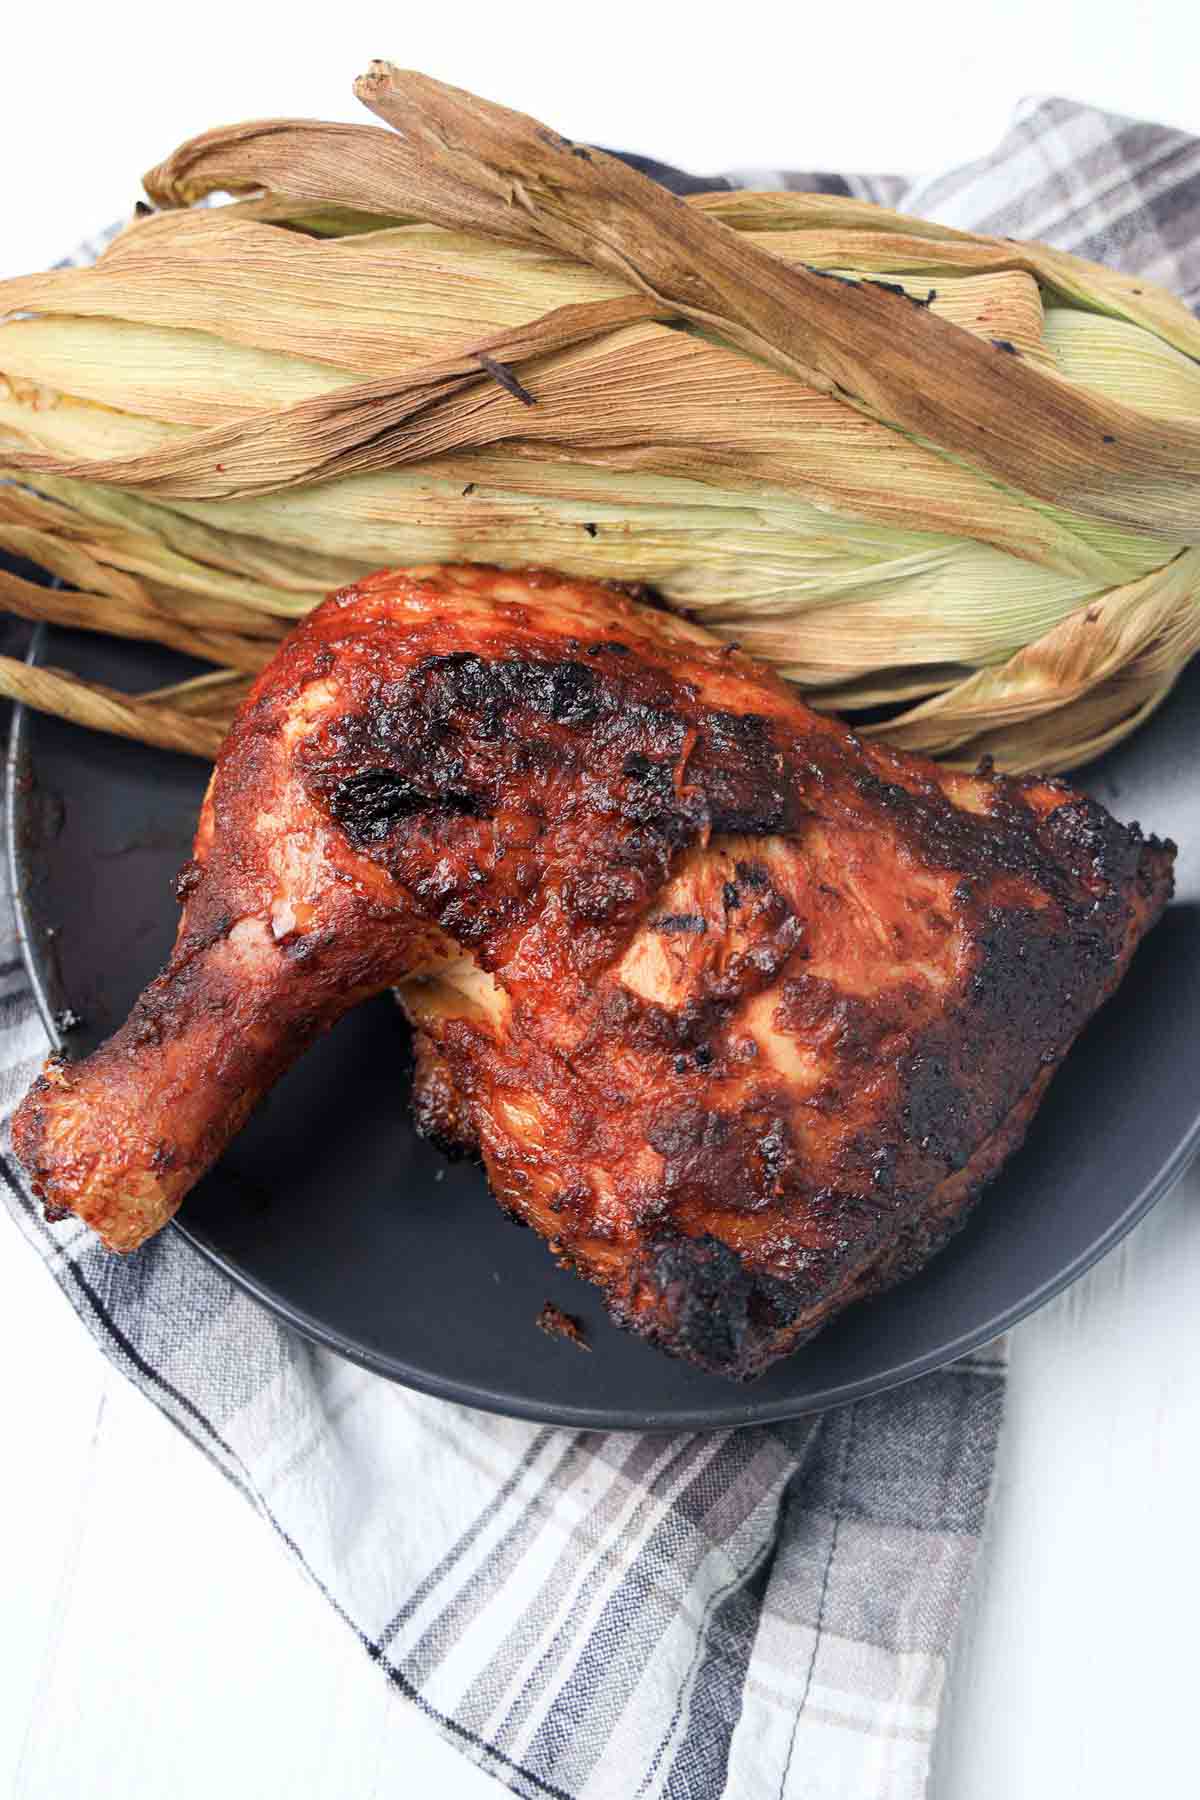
xmin=4 ymin=94 xmax=1200 ymax=1800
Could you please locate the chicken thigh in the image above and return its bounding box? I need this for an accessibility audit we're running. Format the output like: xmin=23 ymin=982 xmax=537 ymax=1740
xmin=12 ymin=564 xmax=1173 ymax=1376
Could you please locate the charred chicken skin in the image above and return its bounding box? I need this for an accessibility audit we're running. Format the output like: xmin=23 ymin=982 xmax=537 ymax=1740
xmin=12 ymin=565 xmax=1174 ymax=1377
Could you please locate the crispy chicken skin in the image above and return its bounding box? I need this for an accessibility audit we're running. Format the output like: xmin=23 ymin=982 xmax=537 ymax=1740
xmin=12 ymin=565 xmax=1174 ymax=1376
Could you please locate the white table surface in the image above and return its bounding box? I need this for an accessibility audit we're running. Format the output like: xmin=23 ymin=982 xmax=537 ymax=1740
xmin=3 ymin=8 xmax=1199 ymax=1795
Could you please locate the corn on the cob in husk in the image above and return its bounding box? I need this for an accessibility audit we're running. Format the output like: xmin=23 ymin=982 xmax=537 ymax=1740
xmin=1 ymin=65 xmax=1199 ymax=769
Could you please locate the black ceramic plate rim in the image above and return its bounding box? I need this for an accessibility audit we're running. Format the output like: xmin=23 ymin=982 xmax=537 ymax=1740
xmin=8 ymin=622 xmax=1200 ymax=1430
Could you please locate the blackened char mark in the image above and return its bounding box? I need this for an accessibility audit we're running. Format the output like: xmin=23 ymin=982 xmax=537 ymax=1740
xmin=898 ymin=898 xmax=1117 ymax=1177
xmin=415 ymin=651 xmax=604 ymax=732
xmin=1037 ymin=795 xmax=1171 ymax=912
xmin=305 ymin=649 xmax=808 ymax=871
xmin=852 ymin=768 xmax=1173 ymax=916
xmin=971 ymin=902 xmax=1111 ymax=1039
xmin=637 ymin=1233 xmax=752 ymax=1369
xmin=623 ymin=1229 xmax=852 ymax=1378
xmin=328 ymin=766 xmax=482 ymax=843
xmin=700 ymin=710 xmax=795 ymax=836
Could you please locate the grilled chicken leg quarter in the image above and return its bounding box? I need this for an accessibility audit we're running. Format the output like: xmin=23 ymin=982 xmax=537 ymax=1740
xmin=13 ymin=566 xmax=1173 ymax=1377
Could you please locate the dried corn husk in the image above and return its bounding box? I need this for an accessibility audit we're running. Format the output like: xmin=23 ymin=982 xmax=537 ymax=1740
xmin=0 ymin=655 xmax=225 ymax=758
xmin=1 ymin=65 xmax=1198 ymax=770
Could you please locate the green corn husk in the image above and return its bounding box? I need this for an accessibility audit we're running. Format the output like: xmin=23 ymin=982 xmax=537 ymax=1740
xmin=1 ymin=65 xmax=1199 ymax=770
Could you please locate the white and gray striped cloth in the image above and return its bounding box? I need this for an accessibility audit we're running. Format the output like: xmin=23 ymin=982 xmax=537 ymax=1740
xmin=3 ymin=97 xmax=1198 ymax=1800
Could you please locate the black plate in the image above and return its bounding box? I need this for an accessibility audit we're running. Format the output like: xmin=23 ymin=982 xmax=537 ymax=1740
xmin=8 ymin=619 xmax=1200 ymax=1430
